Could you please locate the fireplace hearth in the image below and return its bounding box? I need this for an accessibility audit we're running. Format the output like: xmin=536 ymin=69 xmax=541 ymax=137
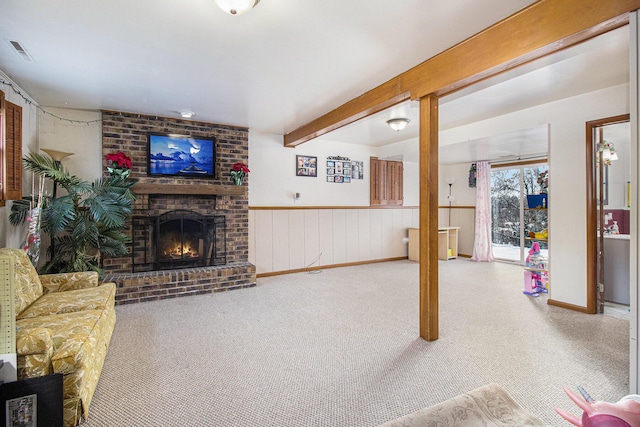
xmin=131 ymin=209 xmax=226 ymax=272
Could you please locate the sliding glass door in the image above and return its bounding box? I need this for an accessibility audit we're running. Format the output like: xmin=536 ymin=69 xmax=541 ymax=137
xmin=490 ymin=163 xmax=548 ymax=263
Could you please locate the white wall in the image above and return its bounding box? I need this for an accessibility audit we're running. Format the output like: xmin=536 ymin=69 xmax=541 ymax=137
xmin=440 ymin=83 xmax=629 ymax=307
xmin=39 ymin=107 xmax=102 ymax=182
xmin=248 ymin=131 xmax=421 ymax=207
xmin=0 ymin=73 xmax=39 ymax=249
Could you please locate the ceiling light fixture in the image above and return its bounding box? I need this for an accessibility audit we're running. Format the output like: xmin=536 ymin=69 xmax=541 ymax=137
xmin=214 ymin=0 xmax=261 ymax=15
xmin=387 ymin=118 xmax=410 ymax=131
xmin=179 ymin=110 xmax=195 ymax=118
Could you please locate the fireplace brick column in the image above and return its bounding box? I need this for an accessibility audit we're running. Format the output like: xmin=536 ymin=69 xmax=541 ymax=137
xmin=101 ymin=111 xmax=255 ymax=304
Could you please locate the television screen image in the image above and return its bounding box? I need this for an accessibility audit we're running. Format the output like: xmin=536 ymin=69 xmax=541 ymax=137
xmin=148 ymin=133 xmax=215 ymax=177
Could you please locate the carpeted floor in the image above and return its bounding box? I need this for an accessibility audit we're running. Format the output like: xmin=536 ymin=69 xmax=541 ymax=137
xmin=83 ymin=259 xmax=629 ymax=426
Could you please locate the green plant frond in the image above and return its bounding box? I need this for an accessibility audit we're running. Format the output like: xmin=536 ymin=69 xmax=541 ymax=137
xmin=44 ymin=196 xmax=76 ymax=235
xmin=23 ymin=153 xmax=80 ymax=188
xmin=100 ymin=228 xmax=131 ymax=244
xmin=66 ymin=180 xmax=92 ymax=196
xmin=72 ymin=217 xmax=101 ymax=248
xmin=92 ymin=177 xmax=137 ymax=201
xmin=8 ymin=197 xmax=35 ymax=226
xmin=23 ymin=153 xmax=60 ymax=174
xmin=98 ymin=235 xmax=129 ymax=257
xmin=83 ymin=196 xmax=128 ymax=229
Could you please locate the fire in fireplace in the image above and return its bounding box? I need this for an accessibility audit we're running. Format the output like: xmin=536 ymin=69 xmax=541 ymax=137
xmin=131 ymin=209 xmax=226 ymax=272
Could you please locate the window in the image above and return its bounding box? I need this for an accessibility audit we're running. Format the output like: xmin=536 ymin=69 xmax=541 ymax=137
xmin=490 ymin=163 xmax=548 ymax=263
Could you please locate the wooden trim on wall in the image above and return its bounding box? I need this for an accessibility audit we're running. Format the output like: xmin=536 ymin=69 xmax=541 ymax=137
xmin=490 ymin=159 xmax=548 ymax=169
xmin=548 ymin=299 xmax=590 ymax=313
xmin=256 ymin=257 xmax=407 ymax=278
xmin=250 ymin=205 xmax=419 ymax=210
xmin=438 ymin=205 xmax=475 ymax=209
xmin=585 ymin=114 xmax=630 ymax=314
xmin=284 ymin=0 xmax=639 ymax=147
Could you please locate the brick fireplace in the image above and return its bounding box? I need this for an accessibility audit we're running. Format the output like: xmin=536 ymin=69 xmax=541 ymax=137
xmin=101 ymin=111 xmax=256 ymax=304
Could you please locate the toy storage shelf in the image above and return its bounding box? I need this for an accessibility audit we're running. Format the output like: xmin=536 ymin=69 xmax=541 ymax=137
xmin=524 ymin=267 xmax=548 ymax=273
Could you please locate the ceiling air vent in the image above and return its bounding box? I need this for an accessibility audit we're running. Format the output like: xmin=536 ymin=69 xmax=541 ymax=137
xmin=6 ymin=39 xmax=34 ymax=61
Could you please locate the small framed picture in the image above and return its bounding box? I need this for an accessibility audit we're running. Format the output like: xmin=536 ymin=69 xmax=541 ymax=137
xmin=327 ymin=161 xmax=335 ymax=167
xmin=327 ymin=176 xmax=335 ymax=182
xmin=351 ymin=161 xmax=364 ymax=179
xmin=1 ymin=373 xmax=63 ymax=427
xmin=327 ymin=168 xmax=335 ymax=175
xmin=6 ymin=394 xmax=37 ymax=426
xmin=344 ymin=176 xmax=351 ymax=183
xmin=296 ymin=155 xmax=317 ymax=177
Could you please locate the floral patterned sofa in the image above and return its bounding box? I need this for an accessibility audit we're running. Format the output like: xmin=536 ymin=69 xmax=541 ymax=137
xmin=0 ymin=248 xmax=116 ymax=426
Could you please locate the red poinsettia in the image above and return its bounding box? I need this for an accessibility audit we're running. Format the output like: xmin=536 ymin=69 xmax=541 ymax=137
xmin=230 ymin=162 xmax=250 ymax=185
xmin=105 ymin=151 xmax=132 ymax=178
xmin=105 ymin=151 xmax=132 ymax=169
xmin=232 ymin=162 xmax=250 ymax=173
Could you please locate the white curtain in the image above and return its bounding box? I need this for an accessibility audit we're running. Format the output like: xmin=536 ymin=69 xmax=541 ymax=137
xmin=471 ymin=161 xmax=495 ymax=262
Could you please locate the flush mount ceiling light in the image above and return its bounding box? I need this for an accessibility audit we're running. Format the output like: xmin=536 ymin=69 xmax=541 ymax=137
xmin=179 ymin=110 xmax=195 ymax=118
xmin=386 ymin=118 xmax=410 ymax=131
xmin=215 ymin=0 xmax=261 ymax=15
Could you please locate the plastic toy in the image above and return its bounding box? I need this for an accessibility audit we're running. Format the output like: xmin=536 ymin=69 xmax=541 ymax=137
xmin=555 ymin=386 xmax=640 ymax=426
xmin=528 ymin=228 xmax=548 ymax=239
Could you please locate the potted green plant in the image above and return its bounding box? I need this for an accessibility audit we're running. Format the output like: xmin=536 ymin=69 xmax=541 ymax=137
xmin=10 ymin=152 xmax=136 ymax=275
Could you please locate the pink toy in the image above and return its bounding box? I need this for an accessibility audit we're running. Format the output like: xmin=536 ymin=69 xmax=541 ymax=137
xmin=555 ymin=386 xmax=640 ymax=427
xmin=530 ymin=241 xmax=541 ymax=254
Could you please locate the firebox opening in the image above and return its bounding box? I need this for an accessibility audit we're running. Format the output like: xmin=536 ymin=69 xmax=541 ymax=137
xmin=131 ymin=209 xmax=226 ymax=272
xmin=159 ymin=219 xmax=203 ymax=261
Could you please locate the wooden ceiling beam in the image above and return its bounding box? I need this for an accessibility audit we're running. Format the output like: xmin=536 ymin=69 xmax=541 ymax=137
xmin=283 ymin=0 xmax=640 ymax=148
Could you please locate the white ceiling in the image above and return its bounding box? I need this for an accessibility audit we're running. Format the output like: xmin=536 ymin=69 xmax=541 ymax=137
xmin=0 ymin=0 xmax=539 ymax=136
xmin=320 ymin=25 xmax=630 ymax=164
xmin=0 ymin=1 xmax=630 ymax=166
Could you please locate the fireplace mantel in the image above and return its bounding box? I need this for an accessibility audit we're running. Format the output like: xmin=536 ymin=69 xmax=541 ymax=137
xmin=132 ymin=183 xmax=246 ymax=196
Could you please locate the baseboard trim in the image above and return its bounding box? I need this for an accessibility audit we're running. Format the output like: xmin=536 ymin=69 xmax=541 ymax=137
xmin=458 ymin=253 xmax=472 ymax=258
xmin=256 ymin=257 xmax=408 ymax=278
xmin=547 ymin=299 xmax=590 ymax=313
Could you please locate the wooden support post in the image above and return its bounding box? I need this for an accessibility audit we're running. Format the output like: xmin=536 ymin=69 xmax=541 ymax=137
xmin=419 ymin=94 xmax=439 ymax=341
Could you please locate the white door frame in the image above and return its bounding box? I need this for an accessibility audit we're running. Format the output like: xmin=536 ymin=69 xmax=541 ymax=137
xmin=629 ymin=11 xmax=639 ymax=394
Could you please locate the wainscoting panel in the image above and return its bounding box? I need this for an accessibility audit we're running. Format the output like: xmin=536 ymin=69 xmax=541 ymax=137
xmin=248 ymin=210 xmax=256 ymax=266
xmin=332 ymin=210 xmax=348 ymax=265
xmin=254 ymin=210 xmax=274 ymax=273
xmin=304 ymin=210 xmax=321 ymax=267
xmin=369 ymin=209 xmax=383 ymax=260
xmin=250 ymin=207 xmax=419 ymax=275
xmin=272 ymin=210 xmax=291 ymax=272
xmin=358 ymin=209 xmax=372 ymax=262
xmin=318 ymin=210 xmax=334 ymax=267
xmin=289 ymin=210 xmax=306 ymax=270
xmin=345 ymin=209 xmax=360 ymax=263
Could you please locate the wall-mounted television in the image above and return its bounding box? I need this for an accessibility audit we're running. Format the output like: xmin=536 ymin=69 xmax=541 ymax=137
xmin=147 ymin=133 xmax=216 ymax=178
